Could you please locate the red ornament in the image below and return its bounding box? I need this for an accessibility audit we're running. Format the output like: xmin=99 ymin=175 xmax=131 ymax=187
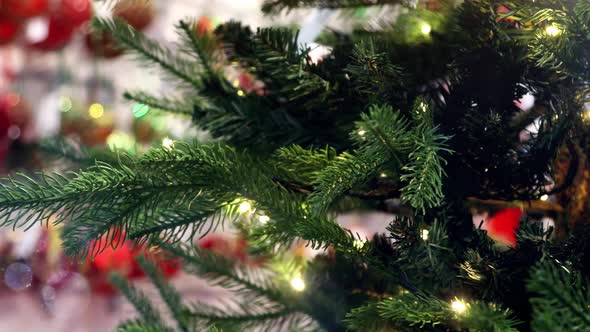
xmin=113 ymin=0 xmax=154 ymax=30
xmin=196 ymin=16 xmax=213 ymax=36
xmin=29 ymin=17 xmax=74 ymax=51
xmin=485 ymin=207 xmax=523 ymax=247
xmin=53 ymin=0 xmax=92 ymax=29
xmin=84 ymin=232 xmax=180 ymax=296
xmin=0 ymin=16 xmax=19 ymax=45
xmin=84 ymin=30 xmax=124 ymax=58
xmin=1 ymin=0 xmax=48 ymax=18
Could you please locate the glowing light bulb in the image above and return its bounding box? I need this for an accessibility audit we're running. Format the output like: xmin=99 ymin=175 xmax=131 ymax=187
xmin=290 ymin=276 xmax=305 ymax=291
xmin=59 ymin=97 xmax=72 ymax=113
xmin=421 ymin=229 xmax=429 ymax=241
xmin=259 ymin=215 xmax=270 ymax=224
xmin=420 ymin=23 xmax=432 ymax=35
xmin=353 ymin=239 xmax=366 ymax=250
xmin=238 ymin=201 xmax=252 ymax=213
xmin=132 ymin=103 xmax=150 ymax=118
xmin=380 ymin=173 xmax=388 ymax=178
xmin=162 ymin=137 xmax=175 ymax=149
xmin=540 ymin=194 xmax=549 ymax=201
xmin=545 ymin=24 xmax=561 ymax=37
xmin=232 ymin=79 xmax=240 ymax=87
xmin=451 ymin=298 xmax=468 ymax=314
xmin=237 ymin=90 xmax=245 ymax=97
xmin=358 ymin=130 xmax=366 ymax=137
xmin=88 ymin=103 xmax=104 ymax=119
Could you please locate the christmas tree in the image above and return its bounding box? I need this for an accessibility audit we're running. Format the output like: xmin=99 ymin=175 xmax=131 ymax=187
xmin=3 ymin=0 xmax=590 ymax=330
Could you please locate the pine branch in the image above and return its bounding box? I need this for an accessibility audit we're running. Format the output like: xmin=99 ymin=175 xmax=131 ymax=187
xmin=136 ymin=255 xmax=190 ymax=332
xmin=116 ymin=320 xmax=174 ymax=332
xmin=309 ymin=104 xmax=412 ymax=216
xmin=261 ymin=0 xmax=405 ymax=14
xmin=92 ymin=17 xmax=202 ymax=89
xmin=528 ymin=261 xmax=590 ymax=331
xmin=123 ymin=90 xmax=196 ymax=116
xmin=110 ymin=273 xmax=169 ymax=328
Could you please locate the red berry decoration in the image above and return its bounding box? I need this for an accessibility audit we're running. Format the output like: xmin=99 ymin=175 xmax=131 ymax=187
xmin=29 ymin=17 xmax=74 ymax=51
xmin=54 ymin=0 xmax=92 ymax=29
xmin=84 ymin=30 xmax=124 ymax=58
xmin=0 ymin=16 xmax=19 ymax=45
xmin=485 ymin=207 xmax=523 ymax=247
xmin=113 ymin=0 xmax=154 ymax=30
xmin=1 ymin=0 xmax=48 ymax=19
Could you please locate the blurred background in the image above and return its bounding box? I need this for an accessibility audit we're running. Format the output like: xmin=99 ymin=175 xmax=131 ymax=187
xmin=0 ymin=1 xmax=399 ymax=330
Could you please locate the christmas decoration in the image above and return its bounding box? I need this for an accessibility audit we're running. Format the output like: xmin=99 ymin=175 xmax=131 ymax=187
xmin=53 ymin=0 xmax=92 ymax=29
xmin=6 ymin=1 xmax=590 ymax=331
xmin=84 ymin=31 xmax=124 ymax=58
xmin=484 ymin=207 xmax=523 ymax=247
xmin=1 ymin=0 xmax=48 ymax=19
xmin=0 ymin=16 xmax=20 ymax=45
xmin=113 ymin=0 xmax=154 ymax=30
xmin=28 ymin=17 xmax=73 ymax=51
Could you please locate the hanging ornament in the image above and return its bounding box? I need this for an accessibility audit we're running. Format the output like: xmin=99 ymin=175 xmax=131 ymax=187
xmin=0 ymin=16 xmax=20 ymax=45
xmin=196 ymin=16 xmax=214 ymax=36
xmin=53 ymin=0 xmax=92 ymax=29
xmin=484 ymin=207 xmax=523 ymax=247
xmin=1 ymin=0 xmax=48 ymax=19
xmin=113 ymin=0 xmax=155 ymax=30
xmin=84 ymin=30 xmax=124 ymax=58
xmin=29 ymin=17 xmax=74 ymax=51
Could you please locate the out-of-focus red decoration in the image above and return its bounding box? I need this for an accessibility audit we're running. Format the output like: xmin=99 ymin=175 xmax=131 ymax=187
xmin=485 ymin=207 xmax=523 ymax=247
xmin=113 ymin=0 xmax=155 ymax=30
xmin=84 ymin=31 xmax=124 ymax=58
xmin=83 ymin=232 xmax=180 ymax=296
xmin=54 ymin=0 xmax=92 ymax=29
xmin=196 ymin=16 xmax=213 ymax=36
xmin=29 ymin=17 xmax=74 ymax=51
xmin=0 ymin=93 xmax=14 ymax=165
xmin=496 ymin=4 xmax=517 ymax=25
xmin=199 ymin=235 xmax=264 ymax=266
xmin=0 ymin=16 xmax=20 ymax=45
xmin=1 ymin=0 xmax=48 ymax=19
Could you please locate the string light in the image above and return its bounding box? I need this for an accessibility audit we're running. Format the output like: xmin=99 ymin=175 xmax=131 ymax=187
xmin=232 ymin=79 xmax=240 ymax=87
xmin=258 ymin=215 xmax=270 ymax=224
xmin=353 ymin=239 xmax=366 ymax=250
xmin=451 ymin=298 xmax=468 ymax=314
xmin=58 ymin=96 xmax=72 ymax=113
xmin=238 ymin=201 xmax=252 ymax=213
xmin=540 ymin=194 xmax=549 ymax=201
xmin=290 ymin=276 xmax=305 ymax=292
xmin=88 ymin=103 xmax=104 ymax=119
xmin=421 ymin=229 xmax=429 ymax=241
xmin=545 ymin=24 xmax=561 ymax=37
xmin=237 ymin=90 xmax=245 ymax=97
xmin=357 ymin=130 xmax=366 ymax=137
xmin=132 ymin=103 xmax=150 ymax=118
xmin=420 ymin=23 xmax=432 ymax=35
xmin=380 ymin=172 xmax=388 ymax=178
xmin=162 ymin=137 xmax=175 ymax=149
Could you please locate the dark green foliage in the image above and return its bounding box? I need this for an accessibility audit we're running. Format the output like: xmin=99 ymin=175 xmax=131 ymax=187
xmin=9 ymin=0 xmax=590 ymax=331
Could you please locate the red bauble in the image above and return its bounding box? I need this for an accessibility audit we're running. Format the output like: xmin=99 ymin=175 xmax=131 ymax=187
xmin=29 ymin=17 xmax=74 ymax=51
xmin=486 ymin=208 xmax=523 ymax=247
xmin=54 ymin=0 xmax=92 ymax=29
xmin=1 ymin=0 xmax=48 ymax=18
xmin=84 ymin=31 xmax=124 ymax=58
xmin=196 ymin=16 xmax=213 ymax=36
xmin=0 ymin=16 xmax=19 ymax=45
xmin=113 ymin=0 xmax=154 ymax=30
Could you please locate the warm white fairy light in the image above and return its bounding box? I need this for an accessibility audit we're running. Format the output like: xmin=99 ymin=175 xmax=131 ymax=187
xmin=258 ymin=215 xmax=270 ymax=224
xmin=420 ymin=23 xmax=432 ymax=35
xmin=238 ymin=201 xmax=252 ymax=213
xmin=451 ymin=298 xmax=468 ymax=314
xmin=162 ymin=137 xmax=175 ymax=149
xmin=290 ymin=276 xmax=306 ymax=291
xmin=380 ymin=172 xmax=388 ymax=178
xmin=421 ymin=229 xmax=429 ymax=241
xmin=358 ymin=130 xmax=366 ymax=137
xmin=540 ymin=194 xmax=549 ymax=201
xmin=237 ymin=90 xmax=245 ymax=97
xmin=545 ymin=24 xmax=561 ymax=37
xmin=353 ymin=239 xmax=366 ymax=250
